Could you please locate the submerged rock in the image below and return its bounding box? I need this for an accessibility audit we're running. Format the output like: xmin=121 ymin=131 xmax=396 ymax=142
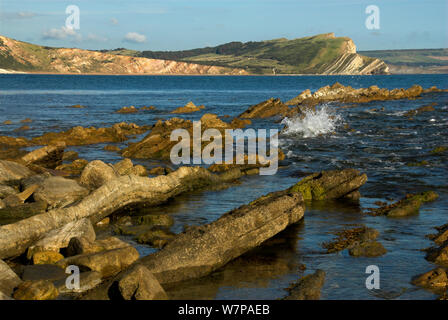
xmin=349 ymin=241 xmax=387 ymax=257
xmin=115 ymin=106 xmax=138 ymax=114
xmin=283 ymin=270 xmax=326 ymax=300
xmin=368 ymin=191 xmax=439 ymax=217
xmin=289 ymin=169 xmax=367 ymax=200
xmin=323 ymin=226 xmax=379 ymax=253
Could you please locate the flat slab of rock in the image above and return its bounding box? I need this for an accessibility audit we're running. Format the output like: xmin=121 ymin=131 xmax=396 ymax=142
xmin=33 ymin=176 xmax=89 ymax=208
xmin=289 ymin=169 xmax=367 ymax=200
xmin=138 ymin=189 xmax=305 ymax=284
xmin=0 ymin=160 xmax=33 ymax=183
xmin=55 ymin=271 xmax=102 ymax=294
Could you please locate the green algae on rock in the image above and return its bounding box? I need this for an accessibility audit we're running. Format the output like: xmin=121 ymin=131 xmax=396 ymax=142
xmin=368 ymin=191 xmax=439 ymax=217
xmin=289 ymin=169 xmax=367 ymax=201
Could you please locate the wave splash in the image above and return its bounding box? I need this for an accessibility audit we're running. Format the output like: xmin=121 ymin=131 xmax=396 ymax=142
xmin=281 ymin=105 xmax=342 ymax=138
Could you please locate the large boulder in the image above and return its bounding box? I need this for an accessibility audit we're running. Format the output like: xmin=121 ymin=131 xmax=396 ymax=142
xmin=289 ymin=169 xmax=367 ymax=200
xmin=55 ymin=271 xmax=102 ymax=294
xmin=80 ymin=160 xmax=118 ymax=189
xmin=0 ymin=160 xmax=33 ymax=183
xmin=33 ymin=176 xmax=89 ymax=209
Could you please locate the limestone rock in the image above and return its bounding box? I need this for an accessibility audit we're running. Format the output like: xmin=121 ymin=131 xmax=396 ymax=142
xmin=238 ymin=98 xmax=291 ymax=119
xmin=0 ymin=160 xmax=33 ymax=183
xmin=80 ymin=160 xmax=118 ymax=189
xmin=138 ymin=189 xmax=305 ymax=284
xmin=55 ymin=271 xmax=102 ymax=294
xmin=56 ymin=247 xmax=140 ymax=278
xmin=32 ymin=251 xmax=64 ymax=265
xmin=27 ymin=218 xmax=95 ymax=259
xmin=13 ymin=280 xmax=58 ymax=300
xmin=411 ymin=268 xmax=448 ymax=289
xmin=171 ymin=101 xmax=205 ymax=114
xmin=0 ymin=259 xmax=22 ymax=295
xmin=289 ymin=169 xmax=367 ymax=200
xmin=349 ymin=241 xmax=387 ymax=257
xmin=33 ymin=176 xmax=89 ymax=208
xmin=110 ymin=264 xmax=168 ymax=300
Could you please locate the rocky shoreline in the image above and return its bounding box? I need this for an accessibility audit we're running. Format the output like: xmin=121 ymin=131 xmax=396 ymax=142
xmin=0 ymin=83 xmax=446 ymax=300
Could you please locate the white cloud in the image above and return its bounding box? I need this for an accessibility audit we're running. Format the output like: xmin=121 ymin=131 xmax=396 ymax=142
xmin=123 ymin=32 xmax=147 ymax=43
xmin=42 ymin=26 xmax=81 ymax=41
xmin=86 ymin=33 xmax=108 ymax=42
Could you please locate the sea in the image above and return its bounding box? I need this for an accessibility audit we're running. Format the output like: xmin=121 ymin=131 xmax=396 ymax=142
xmin=0 ymin=74 xmax=447 ymax=299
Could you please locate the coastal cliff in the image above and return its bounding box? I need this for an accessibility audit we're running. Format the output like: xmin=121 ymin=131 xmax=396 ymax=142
xmin=0 ymin=36 xmax=247 ymax=75
xmin=0 ymin=33 xmax=389 ymax=75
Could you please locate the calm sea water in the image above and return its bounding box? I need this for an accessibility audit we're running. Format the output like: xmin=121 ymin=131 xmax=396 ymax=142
xmin=1 ymin=74 xmax=447 ymax=300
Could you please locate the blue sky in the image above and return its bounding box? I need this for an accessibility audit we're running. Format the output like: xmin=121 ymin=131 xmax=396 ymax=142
xmin=0 ymin=0 xmax=446 ymax=51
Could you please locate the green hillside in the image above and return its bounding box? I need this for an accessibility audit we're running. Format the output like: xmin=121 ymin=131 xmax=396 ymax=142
xmin=360 ymin=48 xmax=448 ymax=73
xmin=102 ymin=33 xmax=387 ymax=74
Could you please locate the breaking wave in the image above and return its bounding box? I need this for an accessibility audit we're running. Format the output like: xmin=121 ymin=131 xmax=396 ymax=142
xmin=281 ymin=105 xmax=342 ymax=138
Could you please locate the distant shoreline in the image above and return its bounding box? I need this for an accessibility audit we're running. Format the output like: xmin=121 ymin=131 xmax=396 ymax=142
xmin=1 ymin=70 xmax=447 ymax=76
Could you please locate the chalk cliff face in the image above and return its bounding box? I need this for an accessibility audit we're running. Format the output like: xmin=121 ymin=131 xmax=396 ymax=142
xmin=0 ymin=36 xmax=247 ymax=75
